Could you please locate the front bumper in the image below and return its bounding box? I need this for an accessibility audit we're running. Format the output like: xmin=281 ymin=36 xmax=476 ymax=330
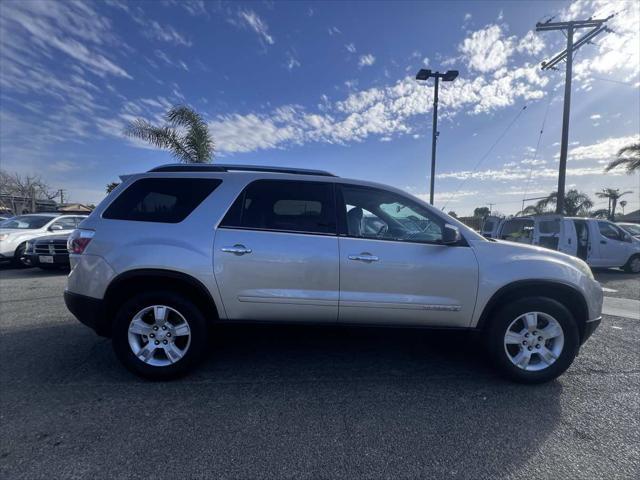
xmin=64 ymin=290 xmax=110 ymax=337
xmin=582 ymin=316 xmax=602 ymax=344
xmin=26 ymin=253 xmax=70 ymax=267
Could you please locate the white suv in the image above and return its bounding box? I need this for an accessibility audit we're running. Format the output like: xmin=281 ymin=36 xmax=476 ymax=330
xmin=0 ymin=213 xmax=87 ymax=264
xmin=64 ymin=164 xmax=603 ymax=383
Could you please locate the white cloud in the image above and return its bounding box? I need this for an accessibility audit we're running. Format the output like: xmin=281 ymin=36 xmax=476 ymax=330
xmin=458 ymin=25 xmax=544 ymax=74
xmin=464 ymin=13 xmax=472 ymax=22
xmin=567 ymin=135 xmax=639 ymax=161
xmin=516 ymin=31 xmax=545 ymax=55
xmin=521 ymin=159 xmax=547 ymax=166
xmin=437 ymin=135 xmax=638 ymax=182
xmin=459 ymin=25 xmax=514 ymax=72
xmin=154 ymin=50 xmax=189 ymax=71
xmin=1 ymin=1 xmax=131 ymax=79
xmin=286 ymin=52 xmax=301 ymax=70
xmin=590 ymin=114 xmax=602 ymax=120
xmin=358 ymin=54 xmax=376 ymax=67
xmin=143 ymin=20 xmax=191 ymax=46
xmin=560 ymin=0 xmax=639 ymax=86
xmin=327 ymin=26 xmax=341 ymax=36
xmin=237 ymin=9 xmax=274 ymax=45
xmin=345 ymin=43 xmax=356 ymax=53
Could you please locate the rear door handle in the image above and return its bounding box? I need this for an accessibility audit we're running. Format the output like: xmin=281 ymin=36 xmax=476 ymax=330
xmin=348 ymin=253 xmax=379 ymax=263
xmin=221 ymin=244 xmax=252 ymax=255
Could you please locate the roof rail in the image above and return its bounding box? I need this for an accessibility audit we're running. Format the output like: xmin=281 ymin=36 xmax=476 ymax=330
xmin=148 ymin=163 xmax=337 ymax=177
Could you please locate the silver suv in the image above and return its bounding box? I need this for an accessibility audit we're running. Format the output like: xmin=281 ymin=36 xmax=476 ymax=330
xmin=64 ymin=164 xmax=603 ymax=383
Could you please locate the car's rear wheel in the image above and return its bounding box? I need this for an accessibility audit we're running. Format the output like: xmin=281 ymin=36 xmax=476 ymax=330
xmin=623 ymin=254 xmax=640 ymax=274
xmin=112 ymin=291 xmax=209 ymax=380
xmin=486 ymin=297 xmax=579 ymax=383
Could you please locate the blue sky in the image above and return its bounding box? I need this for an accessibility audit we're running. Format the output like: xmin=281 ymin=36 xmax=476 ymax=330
xmin=1 ymin=0 xmax=638 ymax=215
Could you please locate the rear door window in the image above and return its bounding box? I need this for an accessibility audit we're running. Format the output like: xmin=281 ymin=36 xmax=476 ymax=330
xmin=103 ymin=178 xmax=221 ymax=223
xmin=499 ymin=219 xmax=534 ymax=243
xmin=220 ymin=180 xmax=336 ymax=234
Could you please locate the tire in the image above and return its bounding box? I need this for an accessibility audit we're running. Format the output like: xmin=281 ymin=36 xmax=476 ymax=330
xmin=112 ymin=291 xmax=210 ymax=380
xmin=485 ymin=297 xmax=579 ymax=384
xmin=623 ymin=254 xmax=640 ymax=274
xmin=13 ymin=243 xmax=29 ymax=268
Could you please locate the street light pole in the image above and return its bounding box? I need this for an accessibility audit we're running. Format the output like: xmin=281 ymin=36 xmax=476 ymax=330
xmin=430 ymin=76 xmax=439 ymax=206
xmin=416 ymin=69 xmax=458 ymax=205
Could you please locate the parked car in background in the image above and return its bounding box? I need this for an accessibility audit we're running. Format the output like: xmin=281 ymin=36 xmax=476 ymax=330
xmin=22 ymin=233 xmax=72 ymax=270
xmin=64 ymin=164 xmax=602 ymax=384
xmin=617 ymin=222 xmax=640 ymax=240
xmin=0 ymin=214 xmax=87 ymax=265
xmin=496 ymin=215 xmax=640 ymax=273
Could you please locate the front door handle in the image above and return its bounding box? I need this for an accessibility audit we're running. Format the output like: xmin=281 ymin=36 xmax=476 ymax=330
xmin=600 ymin=240 xmax=607 ymax=245
xmin=348 ymin=253 xmax=379 ymax=263
xmin=221 ymin=244 xmax=252 ymax=255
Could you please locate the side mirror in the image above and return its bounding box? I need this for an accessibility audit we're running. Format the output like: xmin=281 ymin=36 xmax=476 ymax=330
xmin=442 ymin=224 xmax=461 ymax=245
xmin=49 ymin=224 xmax=63 ymax=231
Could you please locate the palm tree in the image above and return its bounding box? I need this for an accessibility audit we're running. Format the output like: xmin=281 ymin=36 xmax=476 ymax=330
xmin=515 ymin=204 xmax=548 ymax=216
xmin=124 ymin=105 xmax=214 ymax=163
xmin=605 ymin=142 xmax=640 ymax=174
xmin=595 ymin=188 xmax=633 ymax=220
xmin=106 ymin=182 xmax=119 ymax=194
xmin=533 ymin=189 xmax=593 ymax=216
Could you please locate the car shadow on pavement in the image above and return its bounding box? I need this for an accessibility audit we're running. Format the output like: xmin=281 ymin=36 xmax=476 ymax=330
xmin=1 ymin=321 xmax=563 ymax=478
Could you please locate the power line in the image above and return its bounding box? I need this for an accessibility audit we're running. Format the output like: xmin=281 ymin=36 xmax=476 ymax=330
xmin=521 ymin=95 xmax=554 ymax=213
xmin=441 ymin=105 xmax=528 ymax=211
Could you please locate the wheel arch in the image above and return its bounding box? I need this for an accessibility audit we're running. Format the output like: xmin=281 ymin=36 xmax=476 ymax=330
xmin=476 ymin=280 xmax=590 ymax=343
xmin=103 ymin=269 xmax=221 ymax=334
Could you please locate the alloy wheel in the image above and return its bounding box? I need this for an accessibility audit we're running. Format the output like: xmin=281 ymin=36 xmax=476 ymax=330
xmin=503 ymin=311 xmax=564 ymax=371
xmin=127 ymin=305 xmax=191 ymax=367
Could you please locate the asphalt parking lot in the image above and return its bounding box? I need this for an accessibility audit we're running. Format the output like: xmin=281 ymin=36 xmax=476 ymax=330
xmin=0 ymin=266 xmax=638 ymax=479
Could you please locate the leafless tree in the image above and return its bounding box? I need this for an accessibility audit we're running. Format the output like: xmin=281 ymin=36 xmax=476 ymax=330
xmin=0 ymin=169 xmax=59 ymax=213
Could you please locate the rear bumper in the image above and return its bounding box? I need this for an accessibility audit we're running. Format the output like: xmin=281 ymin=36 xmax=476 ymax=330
xmin=582 ymin=316 xmax=602 ymax=344
xmin=64 ymin=290 xmax=111 ymax=337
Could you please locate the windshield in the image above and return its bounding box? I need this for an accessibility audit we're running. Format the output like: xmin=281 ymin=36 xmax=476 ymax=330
xmin=621 ymin=224 xmax=640 ymax=235
xmin=0 ymin=215 xmax=54 ymax=229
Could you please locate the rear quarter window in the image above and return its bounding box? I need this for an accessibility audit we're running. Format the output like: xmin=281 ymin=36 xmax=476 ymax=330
xmin=103 ymin=178 xmax=221 ymax=223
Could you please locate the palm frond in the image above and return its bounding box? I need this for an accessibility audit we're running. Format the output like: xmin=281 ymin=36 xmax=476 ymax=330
xmin=124 ymin=119 xmax=192 ymax=163
xmin=606 ymin=142 xmax=640 ymax=173
xmin=165 ymin=105 xmax=214 ymax=162
xmin=616 ymin=142 xmax=640 ymax=157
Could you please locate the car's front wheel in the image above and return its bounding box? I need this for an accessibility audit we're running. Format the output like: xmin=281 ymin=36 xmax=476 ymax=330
xmin=486 ymin=297 xmax=579 ymax=383
xmin=112 ymin=291 xmax=209 ymax=380
xmin=623 ymin=254 xmax=640 ymax=274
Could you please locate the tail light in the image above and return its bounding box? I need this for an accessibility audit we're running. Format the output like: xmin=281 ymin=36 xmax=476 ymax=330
xmin=67 ymin=229 xmax=94 ymax=254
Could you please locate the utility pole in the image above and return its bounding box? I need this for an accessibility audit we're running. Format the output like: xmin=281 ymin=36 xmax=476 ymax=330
xmin=536 ymin=15 xmax=612 ymax=214
xmin=58 ymin=189 xmax=66 ymax=205
xmin=487 ymin=203 xmax=495 ymax=215
xmin=416 ymin=69 xmax=459 ymax=205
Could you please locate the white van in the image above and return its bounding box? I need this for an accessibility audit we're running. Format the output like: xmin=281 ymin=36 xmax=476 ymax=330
xmin=496 ymin=215 xmax=640 ymax=273
xmin=480 ymin=215 xmax=502 ymax=238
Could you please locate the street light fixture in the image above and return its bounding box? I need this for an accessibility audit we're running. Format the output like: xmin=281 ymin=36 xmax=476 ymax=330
xmin=416 ymin=68 xmax=459 ymax=205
